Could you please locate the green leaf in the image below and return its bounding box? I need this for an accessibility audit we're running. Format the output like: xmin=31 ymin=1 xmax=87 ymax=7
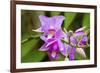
xmin=21 ymin=49 xmax=46 ymax=62
xmin=50 ymin=11 xmax=60 ymax=16
xmin=85 ymin=47 xmax=90 ymax=59
xmin=82 ymin=13 xmax=90 ymax=29
xmin=64 ymin=12 xmax=76 ymax=29
xmin=21 ymin=10 xmax=45 ymax=41
xmin=75 ymin=52 xmax=84 ymax=60
xmin=21 ymin=31 xmax=43 ymax=43
xmin=75 ymin=48 xmax=90 ymax=60
xmin=21 ymin=10 xmax=47 ymax=62
xmin=21 ymin=33 xmax=31 ymax=41
xmin=59 ymin=54 xmax=65 ymax=61
xmin=21 ymin=38 xmax=40 ymax=58
xmin=30 ymin=31 xmax=43 ymax=38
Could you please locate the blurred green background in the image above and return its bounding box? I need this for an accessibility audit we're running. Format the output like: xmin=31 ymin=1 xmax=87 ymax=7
xmin=21 ymin=10 xmax=90 ymax=63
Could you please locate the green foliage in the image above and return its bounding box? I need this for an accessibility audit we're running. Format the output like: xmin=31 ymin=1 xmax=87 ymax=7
xmin=75 ymin=52 xmax=87 ymax=60
xmin=59 ymin=54 xmax=65 ymax=61
xmin=64 ymin=12 xmax=77 ymax=29
xmin=85 ymin=47 xmax=90 ymax=59
xmin=50 ymin=11 xmax=61 ymax=16
xmin=22 ymin=49 xmax=46 ymax=62
xmin=75 ymin=52 xmax=84 ymax=60
xmin=21 ymin=10 xmax=47 ymax=62
xmin=21 ymin=38 xmax=40 ymax=57
xmin=82 ymin=13 xmax=90 ymax=29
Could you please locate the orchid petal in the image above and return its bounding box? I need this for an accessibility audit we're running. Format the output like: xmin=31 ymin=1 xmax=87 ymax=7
xmin=39 ymin=43 xmax=49 ymax=51
xmin=38 ymin=15 xmax=65 ymax=33
xmin=46 ymin=39 xmax=57 ymax=47
xmin=39 ymin=15 xmax=48 ymax=26
xmin=48 ymin=50 xmax=59 ymax=60
xmin=58 ymin=40 xmax=67 ymax=56
xmin=55 ymin=29 xmax=65 ymax=38
xmin=74 ymin=31 xmax=85 ymax=37
xmin=53 ymin=43 xmax=58 ymax=50
xmin=64 ymin=44 xmax=69 ymax=56
xmin=75 ymin=27 xmax=85 ymax=33
xmin=78 ymin=36 xmax=88 ymax=46
xmin=69 ymin=53 xmax=75 ymax=60
xmin=51 ymin=16 xmax=65 ymax=30
xmin=70 ymin=36 xmax=77 ymax=46
xmin=40 ymin=36 xmax=47 ymax=42
xmin=74 ymin=27 xmax=86 ymax=37
xmin=39 ymin=15 xmax=50 ymax=32
xmin=67 ymin=46 xmax=76 ymax=60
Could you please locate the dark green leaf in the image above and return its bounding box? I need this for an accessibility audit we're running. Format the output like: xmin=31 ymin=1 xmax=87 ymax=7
xmin=85 ymin=47 xmax=90 ymax=59
xmin=64 ymin=12 xmax=77 ymax=29
xmin=21 ymin=49 xmax=46 ymax=62
xmin=21 ymin=38 xmax=40 ymax=58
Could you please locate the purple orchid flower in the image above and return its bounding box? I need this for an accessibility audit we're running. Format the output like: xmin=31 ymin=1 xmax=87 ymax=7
xmin=34 ymin=15 xmax=67 ymax=60
xmin=65 ymin=27 xmax=88 ymax=60
xmin=73 ymin=27 xmax=88 ymax=47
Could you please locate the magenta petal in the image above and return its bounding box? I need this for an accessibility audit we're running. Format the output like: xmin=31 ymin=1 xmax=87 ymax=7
xmin=52 ymin=42 xmax=58 ymax=50
xmin=46 ymin=39 xmax=57 ymax=48
xmin=39 ymin=43 xmax=49 ymax=51
xmin=48 ymin=51 xmax=59 ymax=60
xmin=58 ymin=40 xmax=67 ymax=56
xmin=79 ymin=36 xmax=88 ymax=46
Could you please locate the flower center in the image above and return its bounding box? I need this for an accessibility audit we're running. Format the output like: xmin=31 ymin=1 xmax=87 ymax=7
xmin=49 ymin=29 xmax=55 ymax=35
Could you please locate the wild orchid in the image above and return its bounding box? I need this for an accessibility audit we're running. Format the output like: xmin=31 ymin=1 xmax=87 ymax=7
xmin=63 ymin=27 xmax=89 ymax=60
xmin=33 ymin=15 xmax=67 ymax=60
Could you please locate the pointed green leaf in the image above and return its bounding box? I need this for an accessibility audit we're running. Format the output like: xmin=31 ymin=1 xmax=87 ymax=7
xmin=21 ymin=38 xmax=40 ymax=58
xmin=82 ymin=13 xmax=90 ymax=29
xmin=64 ymin=12 xmax=76 ymax=29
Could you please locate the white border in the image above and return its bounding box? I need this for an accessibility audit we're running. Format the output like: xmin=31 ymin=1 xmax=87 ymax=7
xmin=16 ymin=5 xmax=95 ymax=69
